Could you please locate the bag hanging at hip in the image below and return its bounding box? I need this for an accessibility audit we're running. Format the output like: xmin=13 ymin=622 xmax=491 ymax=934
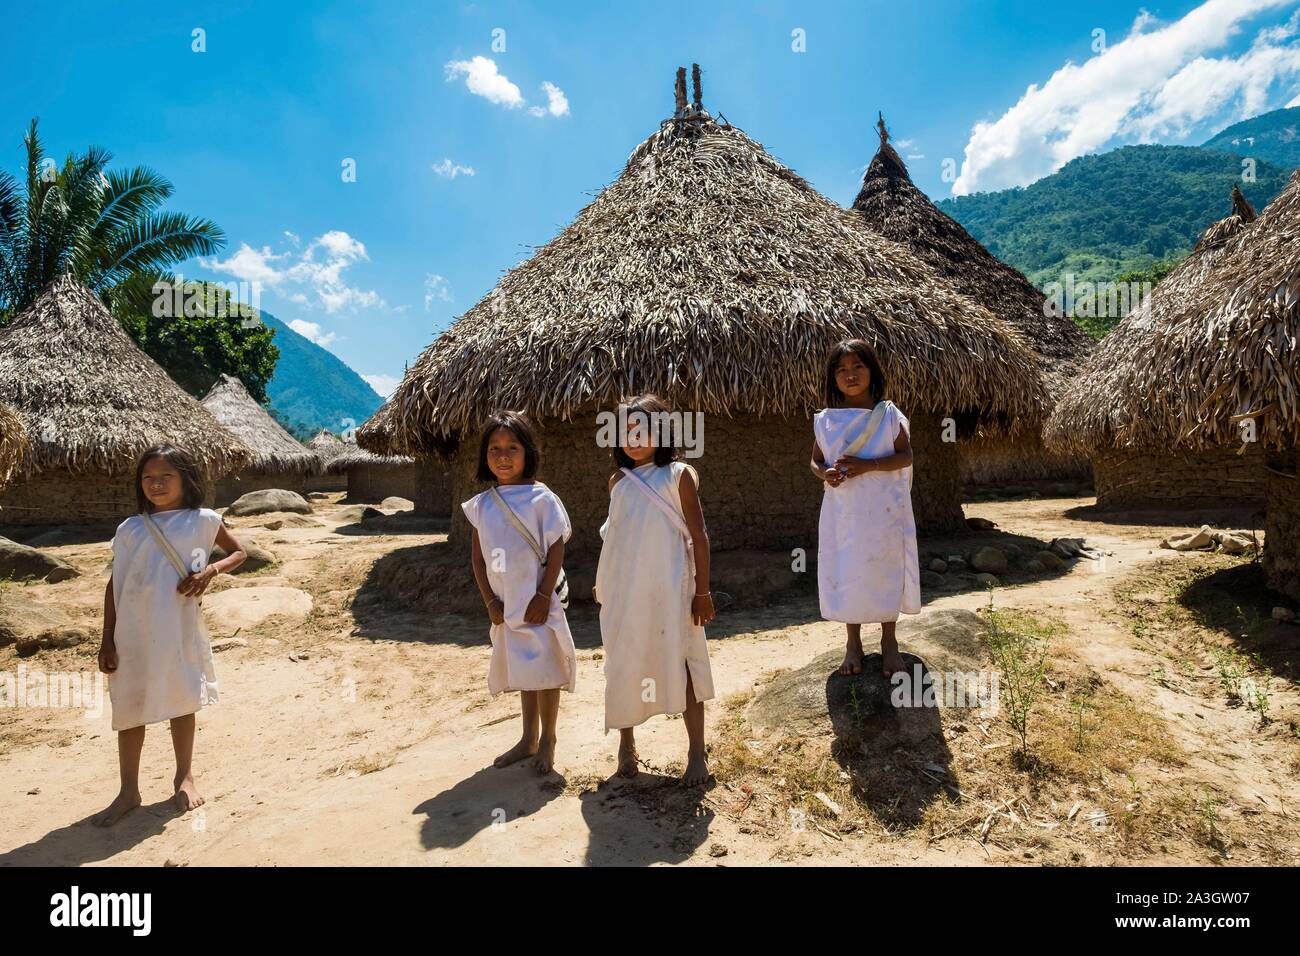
xmin=488 ymin=486 xmax=569 ymax=609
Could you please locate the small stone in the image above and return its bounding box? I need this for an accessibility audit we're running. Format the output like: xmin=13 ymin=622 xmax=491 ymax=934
xmin=263 ymin=520 xmax=284 ymax=531
xmin=361 ymin=507 xmax=384 ymax=520
xmin=928 ymin=558 xmax=948 ymax=574
xmin=1023 ymin=559 xmax=1046 ymax=573
xmin=947 ymin=558 xmax=968 ymax=574
xmin=966 ymin=516 xmax=997 ymax=531
xmin=920 ymin=570 xmax=945 ymax=589
xmin=973 ymin=572 xmax=1000 ymax=588
xmin=210 ymin=637 xmax=248 ymax=653
xmin=709 ymin=843 xmax=729 ymax=858
xmin=1273 ymin=607 xmax=1297 ymax=623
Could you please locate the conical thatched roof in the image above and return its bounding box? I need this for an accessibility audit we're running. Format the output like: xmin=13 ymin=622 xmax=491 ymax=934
xmin=0 ymin=402 xmax=26 ymax=485
xmin=1046 ymin=182 xmax=1279 ymax=453
xmin=362 ymin=68 xmax=1046 ymax=456
xmin=307 ymin=428 xmax=346 ymax=463
xmin=0 ymin=275 xmax=252 ymax=477
xmin=851 ymin=114 xmax=1094 ymax=398
xmin=325 ymin=443 xmax=414 ymax=475
xmin=201 ymin=374 xmax=319 ymax=475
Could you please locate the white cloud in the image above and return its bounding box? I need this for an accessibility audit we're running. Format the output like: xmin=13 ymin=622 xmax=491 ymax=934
xmin=202 ymin=229 xmax=386 ymax=314
xmin=529 ymin=81 xmax=569 ymax=118
xmin=895 ymin=138 xmax=916 ymax=149
xmin=1289 ymin=90 xmax=1300 ymax=106
xmin=953 ymin=0 xmax=1300 ymax=195
xmin=362 ymin=374 xmax=401 ymax=398
xmin=445 ymin=56 xmax=524 ymax=108
xmin=424 ymin=274 xmax=453 ymax=311
xmin=288 ymin=319 xmax=336 ymax=348
xmin=432 ymin=158 xmax=476 ymax=178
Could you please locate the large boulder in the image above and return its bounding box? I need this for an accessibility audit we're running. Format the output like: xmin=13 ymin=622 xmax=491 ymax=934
xmin=225 ymin=489 xmax=313 ymax=517
xmin=748 ymin=609 xmax=991 ymax=748
xmin=970 ymin=546 xmax=1009 ymax=575
xmin=0 ymin=537 xmax=80 ymax=583
xmin=210 ymin=541 xmax=276 ymax=574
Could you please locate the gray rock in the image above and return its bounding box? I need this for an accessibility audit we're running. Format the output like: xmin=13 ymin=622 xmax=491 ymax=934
xmin=0 ymin=591 xmax=71 ymax=646
xmin=16 ymin=627 xmax=90 ymax=656
xmin=748 ymin=608 xmax=989 ymax=745
xmin=0 ymin=536 xmax=80 ymax=583
xmin=380 ymin=497 xmax=413 ymax=512
xmin=225 ymin=489 xmax=313 ymax=517
xmin=361 ymin=506 xmax=384 ymax=520
xmin=966 ymin=516 xmax=997 ymax=531
xmin=920 ymin=570 xmax=945 ymax=589
xmin=1273 ymin=606 xmax=1296 ymax=623
xmin=1022 ymin=559 xmax=1046 ymax=574
xmin=928 ymin=558 xmax=948 ymax=574
xmin=211 ymin=542 xmax=276 ymax=574
xmin=946 ymin=558 xmax=968 ymax=574
xmin=970 ymin=546 xmax=1008 ymax=575
xmin=973 ymin=572 xmax=1001 ymax=588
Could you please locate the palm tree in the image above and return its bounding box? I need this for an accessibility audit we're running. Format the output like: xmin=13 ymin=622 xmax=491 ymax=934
xmin=0 ymin=118 xmax=225 ymax=320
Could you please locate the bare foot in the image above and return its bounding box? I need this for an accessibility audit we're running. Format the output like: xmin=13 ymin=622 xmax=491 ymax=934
xmin=882 ymin=647 xmax=906 ymax=678
xmin=494 ymin=737 xmax=538 ymax=768
xmin=173 ymin=774 xmax=204 ymax=812
xmin=682 ymin=749 xmax=710 ymax=787
xmin=531 ymin=737 xmax=556 ymax=774
xmin=92 ymin=790 xmax=141 ymax=827
xmin=617 ymin=740 xmax=639 ymax=778
xmin=838 ymin=647 xmax=864 ymax=676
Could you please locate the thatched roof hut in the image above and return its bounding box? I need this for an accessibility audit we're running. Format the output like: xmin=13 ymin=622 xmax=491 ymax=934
xmin=201 ymin=373 xmax=319 ymax=504
xmin=0 ymin=402 xmax=26 ymax=487
xmin=1045 ymin=187 xmax=1269 ymax=513
xmin=363 ymin=66 xmax=1046 ymax=558
xmin=851 ymin=114 xmax=1095 ymax=486
xmin=0 ymin=275 xmax=251 ymax=525
xmin=202 ymin=374 xmax=319 ymax=475
xmin=307 ymin=428 xmax=346 ymax=463
xmin=1057 ymin=172 xmax=1299 ymax=596
xmin=326 ymin=442 xmax=417 ymax=504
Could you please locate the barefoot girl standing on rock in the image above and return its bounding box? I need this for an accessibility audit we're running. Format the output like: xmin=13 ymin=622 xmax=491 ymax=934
xmin=811 ymin=340 xmax=921 ymax=678
xmin=463 ymin=411 xmax=576 ymax=775
xmin=594 ymin=394 xmax=715 ymax=786
xmin=94 ymin=444 xmax=246 ymax=826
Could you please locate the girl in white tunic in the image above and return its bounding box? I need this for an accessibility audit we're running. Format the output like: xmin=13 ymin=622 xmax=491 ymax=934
xmin=594 ymin=394 xmax=716 ymax=787
xmin=94 ymin=445 xmax=247 ymax=827
xmin=464 ymin=412 xmax=576 ymax=775
xmin=811 ymin=340 xmax=921 ymax=678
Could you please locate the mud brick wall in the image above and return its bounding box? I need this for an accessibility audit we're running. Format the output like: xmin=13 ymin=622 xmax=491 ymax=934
xmin=345 ymin=463 xmax=417 ymax=503
xmin=0 ymin=469 xmax=138 ymax=527
xmin=1264 ymin=448 xmax=1298 ymax=600
xmin=447 ymin=410 xmax=966 ymax=562
xmin=961 ymin=434 xmax=1092 ymax=485
xmin=413 ymin=458 xmax=452 ymax=517
xmin=305 ymin=472 xmax=348 ymax=494
xmin=212 ymin=469 xmax=309 ymax=508
xmin=1092 ymin=444 xmax=1267 ymax=509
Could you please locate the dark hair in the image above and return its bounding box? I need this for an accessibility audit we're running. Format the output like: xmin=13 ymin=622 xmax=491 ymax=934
xmin=475 ymin=411 xmax=540 ymax=483
xmin=824 ymin=339 xmax=886 ymax=408
xmin=612 ymin=393 xmax=679 ymax=469
xmin=135 ymin=444 xmax=206 ymax=513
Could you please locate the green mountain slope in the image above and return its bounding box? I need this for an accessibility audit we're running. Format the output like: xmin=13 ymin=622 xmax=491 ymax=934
xmin=936 ymin=144 xmax=1291 ymax=289
xmin=256 ymin=310 xmax=382 ymax=437
xmin=1201 ymin=106 xmax=1300 ymax=170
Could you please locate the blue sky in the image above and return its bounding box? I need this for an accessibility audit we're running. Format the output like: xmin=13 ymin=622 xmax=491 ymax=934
xmin=3 ymin=0 xmax=1299 ymax=397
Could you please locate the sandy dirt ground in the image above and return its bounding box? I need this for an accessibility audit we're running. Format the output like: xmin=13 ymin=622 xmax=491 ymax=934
xmin=1 ymin=493 xmax=1297 ymax=866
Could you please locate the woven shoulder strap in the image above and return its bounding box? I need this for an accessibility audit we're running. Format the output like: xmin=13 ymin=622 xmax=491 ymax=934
xmin=841 ymin=401 xmax=892 ymax=459
xmin=619 ymin=467 xmax=692 ymax=540
xmin=140 ymin=511 xmax=189 ymax=579
xmin=488 ymin=487 xmax=546 ymax=563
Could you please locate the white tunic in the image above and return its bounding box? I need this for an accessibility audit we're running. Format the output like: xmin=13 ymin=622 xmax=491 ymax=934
xmin=461 ymin=482 xmax=577 ymax=694
xmin=595 ymin=460 xmax=715 ymax=731
xmin=815 ymin=403 xmax=922 ymax=624
xmin=108 ymin=508 xmax=222 ymax=731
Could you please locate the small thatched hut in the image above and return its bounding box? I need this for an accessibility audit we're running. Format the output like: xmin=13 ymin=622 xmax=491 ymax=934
xmin=0 ymin=402 xmax=27 ymax=488
xmin=326 ymin=444 xmax=418 ymax=504
xmin=851 ymin=115 xmax=1095 ymax=487
xmin=0 ymin=276 xmax=251 ymax=526
xmin=1046 ymin=187 xmax=1269 ymax=511
xmin=361 ymin=66 xmax=1046 ymax=559
xmin=201 ymin=374 xmax=320 ymax=505
xmin=305 ymin=429 xmax=348 ymax=493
